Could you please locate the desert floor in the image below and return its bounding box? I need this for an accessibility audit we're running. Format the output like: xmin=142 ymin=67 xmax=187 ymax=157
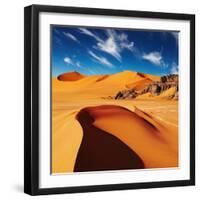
xmin=52 ymin=98 xmax=178 ymax=174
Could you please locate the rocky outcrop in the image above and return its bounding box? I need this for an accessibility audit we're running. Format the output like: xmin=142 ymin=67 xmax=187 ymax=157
xmin=161 ymin=74 xmax=178 ymax=83
xmin=142 ymin=82 xmax=178 ymax=96
xmin=115 ymin=89 xmax=137 ymax=100
xmin=115 ymin=74 xmax=178 ymax=100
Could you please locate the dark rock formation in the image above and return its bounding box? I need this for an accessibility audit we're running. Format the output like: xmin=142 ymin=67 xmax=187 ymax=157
xmin=114 ymin=74 xmax=178 ymax=100
xmin=115 ymin=89 xmax=137 ymax=100
xmin=142 ymin=82 xmax=177 ymax=96
xmin=161 ymin=74 xmax=178 ymax=83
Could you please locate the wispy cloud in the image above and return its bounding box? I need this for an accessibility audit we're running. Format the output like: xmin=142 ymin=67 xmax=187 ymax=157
xmin=96 ymin=29 xmax=134 ymax=61
xmin=79 ymin=28 xmax=103 ymax=43
xmin=54 ymin=36 xmax=62 ymax=46
xmin=63 ymin=32 xmax=80 ymax=43
xmin=171 ymin=32 xmax=178 ymax=41
xmin=170 ymin=62 xmax=178 ymax=74
xmin=162 ymin=32 xmax=178 ymax=46
xmin=79 ymin=28 xmax=134 ymax=61
xmin=142 ymin=51 xmax=167 ymax=67
xmin=114 ymin=31 xmax=134 ymax=51
xmin=64 ymin=56 xmax=82 ymax=68
xmin=76 ymin=61 xmax=82 ymax=68
xmin=96 ymin=35 xmax=121 ymax=61
xmin=171 ymin=32 xmax=179 ymax=46
xmin=86 ymin=68 xmax=97 ymax=75
xmin=88 ymin=50 xmax=113 ymax=67
xmin=64 ymin=57 xmax=74 ymax=65
xmin=54 ymin=29 xmax=60 ymax=35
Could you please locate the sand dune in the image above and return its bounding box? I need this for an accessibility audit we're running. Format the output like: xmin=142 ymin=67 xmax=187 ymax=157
xmin=126 ymin=78 xmax=153 ymax=91
xmin=52 ymin=111 xmax=83 ymax=173
xmin=74 ymin=105 xmax=178 ymax=170
xmin=74 ymin=106 xmax=144 ymax=172
xmin=136 ymin=92 xmax=153 ymax=99
xmin=57 ymin=71 xmax=85 ymax=81
xmin=52 ymin=70 xmax=178 ymax=173
xmin=52 ymin=70 xmax=161 ymax=101
xmin=52 ymin=100 xmax=178 ymax=173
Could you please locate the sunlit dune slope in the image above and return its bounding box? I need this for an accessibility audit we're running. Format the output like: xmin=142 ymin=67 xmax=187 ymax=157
xmin=157 ymin=86 xmax=177 ymax=99
xmin=136 ymin=92 xmax=153 ymax=99
xmin=94 ymin=71 xmax=160 ymax=87
xmin=124 ymin=72 xmax=160 ymax=91
xmin=75 ymin=105 xmax=178 ymax=170
xmin=126 ymin=78 xmax=153 ymax=91
xmin=52 ymin=111 xmax=83 ymax=173
xmin=52 ymin=70 xmax=161 ymax=100
xmin=74 ymin=106 xmax=144 ymax=172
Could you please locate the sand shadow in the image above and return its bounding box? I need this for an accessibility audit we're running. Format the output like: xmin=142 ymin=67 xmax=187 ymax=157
xmin=74 ymin=105 xmax=144 ymax=172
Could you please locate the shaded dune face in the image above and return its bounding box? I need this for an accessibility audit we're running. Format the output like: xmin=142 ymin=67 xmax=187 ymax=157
xmin=57 ymin=71 xmax=85 ymax=81
xmin=74 ymin=105 xmax=178 ymax=172
xmin=74 ymin=107 xmax=144 ymax=172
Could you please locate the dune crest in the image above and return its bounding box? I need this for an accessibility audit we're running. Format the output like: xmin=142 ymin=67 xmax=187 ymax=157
xmin=74 ymin=106 xmax=144 ymax=172
xmin=126 ymin=78 xmax=153 ymax=91
xmin=74 ymin=105 xmax=178 ymax=170
xmin=54 ymin=70 xmax=161 ymax=100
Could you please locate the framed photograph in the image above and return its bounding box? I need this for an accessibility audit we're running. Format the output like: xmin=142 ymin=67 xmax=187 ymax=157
xmin=24 ymin=4 xmax=195 ymax=195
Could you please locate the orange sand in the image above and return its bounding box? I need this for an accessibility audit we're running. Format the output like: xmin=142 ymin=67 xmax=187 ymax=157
xmin=57 ymin=71 xmax=85 ymax=81
xmin=52 ymin=71 xmax=178 ymax=173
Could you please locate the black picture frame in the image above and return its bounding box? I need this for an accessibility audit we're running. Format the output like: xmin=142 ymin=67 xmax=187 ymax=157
xmin=24 ymin=4 xmax=195 ymax=195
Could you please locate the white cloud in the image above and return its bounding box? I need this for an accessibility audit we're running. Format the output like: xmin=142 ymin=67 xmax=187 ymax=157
xmin=76 ymin=61 xmax=81 ymax=68
xmin=63 ymin=32 xmax=79 ymax=43
xmin=111 ymin=31 xmax=134 ymax=51
xmin=96 ymin=29 xmax=134 ymax=61
xmin=97 ymin=36 xmax=121 ymax=61
xmin=142 ymin=51 xmax=167 ymax=67
xmin=120 ymin=41 xmax=134 ymax=51
xmin=64 ymin=57 xmax=74 ymax=65
xmin=170 ymin=62 xmax=178 ymax=74
xmin=79 ymin=28 xmax=103 ymax=43
xmin=88 ymin=50 xmax=113 ymax=67
xmin=79 ymin=28 xmax=134 ymax=61
xmin=63 ymin=57 xmax=82 ymax=68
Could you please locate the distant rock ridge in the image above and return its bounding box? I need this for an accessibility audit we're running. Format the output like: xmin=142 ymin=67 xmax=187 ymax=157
xmin=115 ymin=74 xmax=178 ymax=100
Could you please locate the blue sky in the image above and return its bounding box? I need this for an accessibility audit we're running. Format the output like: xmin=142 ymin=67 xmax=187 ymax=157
xmin=51 ymin=26 xmax=178 ymax=77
